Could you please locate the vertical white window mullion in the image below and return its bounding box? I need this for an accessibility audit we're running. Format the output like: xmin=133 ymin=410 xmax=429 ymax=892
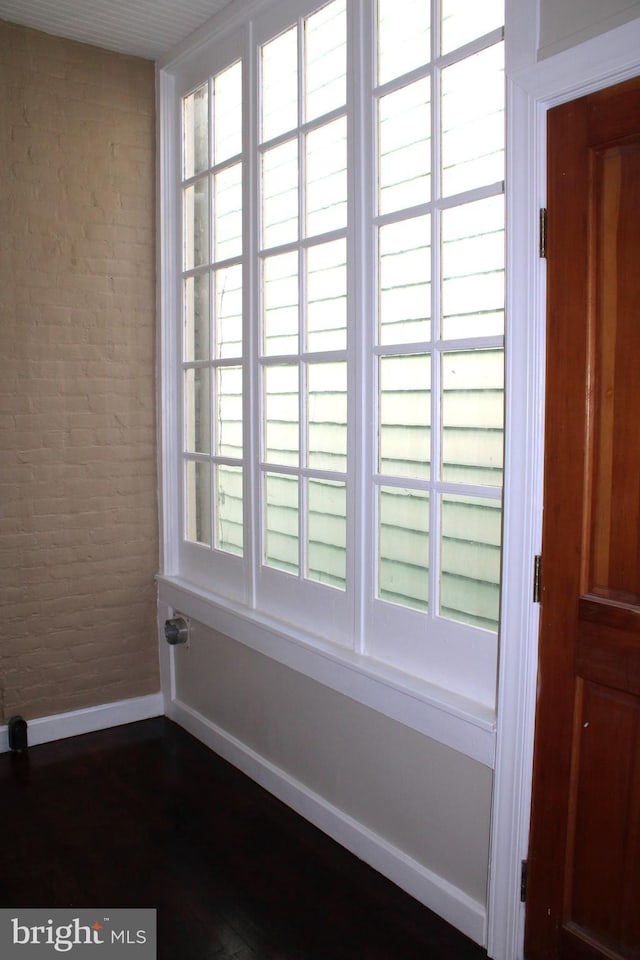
xmin=429 ymin=231 xmax=442 ymax=620
xmin=299 ymin=326 xmax=307 ymax=580
xmin=430 ymin=0 xmax=442 ymax=622
xmin=432 ymin=0 xmax=441 ymax=62
xmin=350 ymin=0 xmax=371 ymax=655
xmin=430 ymin=332 xmax=442 ymax=620
xmin=366 ymin=0 xmax=378 ymax=650
xmin=166 ymin=84 xmax=182 ymax=575
xmin=247 ymin=20 xmax=260 ymax=606
xmin=207 ymin=76 xmax=216 ymax=558
xmin=297 ymin=14 xmax=305 ymax=253
xmin=365 ymin=0 xmax=383 ymax=651
xmin=206 ymin=75 xmax=215 ymax=555
xmin=209 ymin=176 xmax=216 ymax=510
xmin=297 ymin=16 xmax=306 ymax=581
xmin=178 ymin=97 xmax=187 ymax=555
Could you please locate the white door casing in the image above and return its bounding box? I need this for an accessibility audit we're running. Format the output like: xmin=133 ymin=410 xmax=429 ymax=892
xmin=488 ymin=8 xmax=640 ymax=959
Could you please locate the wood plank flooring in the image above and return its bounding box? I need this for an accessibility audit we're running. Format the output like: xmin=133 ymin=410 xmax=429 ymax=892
xmin=0 ymin=717 xmax=488 ymax=959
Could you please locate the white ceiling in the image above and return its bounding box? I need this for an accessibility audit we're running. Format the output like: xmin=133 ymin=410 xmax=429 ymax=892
xmin=0 ymin=0 xmax=236 ymax=60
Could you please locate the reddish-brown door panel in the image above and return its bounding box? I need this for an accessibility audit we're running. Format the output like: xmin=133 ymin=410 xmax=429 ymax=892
xmin=525 ymin=76 xmax=640 ymax=960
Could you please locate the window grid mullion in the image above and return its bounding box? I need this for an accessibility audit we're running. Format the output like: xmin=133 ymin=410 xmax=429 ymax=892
xmin=208 ymin=75 xmax=214 ymax=169
xmin=429 ymin=28 xmax=442 ymax=612
xmin=347 ymin=0 xmax=369 ymax=653
xmin=296 ymin=17 xmax=305 ymax=581
xmin=432 ymin=0 xmax=441 ymax=62
xmin=299 ymin=359 xmax=307 ymax=580
xmin=430 ymin=340 xmax=442 ymax=621
xmin=438 ymin=26 xmax=504 ymax=69
xmin=210 ymin=359 xmax=217 ymax=467
xmin=430 ymin=41 xmax=441 ymax=615
xmin=372 ymin=180 xmax=505 ymax=233
xmin=247 ymin=27 xmax=260 ymax=598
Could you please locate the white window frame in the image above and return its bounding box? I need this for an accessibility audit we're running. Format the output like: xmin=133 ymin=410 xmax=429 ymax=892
xmin=158 ymin=0 xmax=505 ymax=766
xmin=174 ymin=28 xmax=248 ymax=607
xmin=252 ymin=0 xmax=354 ymax=646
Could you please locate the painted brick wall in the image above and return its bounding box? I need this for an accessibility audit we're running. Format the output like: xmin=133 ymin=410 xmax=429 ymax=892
xmin=0 ymin=20 xmax=159 ymax=722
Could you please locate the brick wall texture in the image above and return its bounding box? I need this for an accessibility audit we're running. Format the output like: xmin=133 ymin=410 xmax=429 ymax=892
xmin=0 ymin=20 xmax=160 ymax=723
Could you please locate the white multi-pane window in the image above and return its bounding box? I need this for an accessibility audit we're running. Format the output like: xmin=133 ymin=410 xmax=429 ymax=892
xmin=173 ymin=0 xmax=505 ymax=706
xmin=182 ymin=59 xmax=244 ymax=590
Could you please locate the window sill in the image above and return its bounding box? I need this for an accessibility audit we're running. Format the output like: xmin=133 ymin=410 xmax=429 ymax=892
xmin=157 ymin=574 xmax=496 ymax=767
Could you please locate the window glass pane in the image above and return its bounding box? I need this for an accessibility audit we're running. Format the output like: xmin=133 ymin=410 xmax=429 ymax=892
xmin=214 ymin=163 xmax=242 ymax=261
xmin=379 ymin=354 xmax=430 ymax=479
xmin=261 ymin=26 xmax=298 ymax=143
xmin=306 ymin=239 xmax=347 ymax=351
xmin=441 ymin=195 xmax=504 ymax=338
xmin=379 ymin=215 xmax=430 ymax=345
xmin=185 ymin=460 xmax=211 ymax=545
xmin=307 ymin=361 xmax=347 ymax=471
xmin=264 ymin=365 xmax=299 ymax=466
xmin=215 ymin=464 xmax=243 ymax=556
xmin=440 ymin=494 xmax=501 ymax=630
xmin=306 ymin=117 xmax=347 ymax=236
xmin=216 ymin=366 xmax=243 ymax=458
xmin=263 ymin=252 xmax=299 ymax=356
xmin=307 ymin=479 xmax=346 ymax=588
xmin=264 ymin=472 xmax=299 ymax=574
xmin=378 ymin=486 xmax=428 ymax=609
xmin=262 ymin=138 xmax=298 ymax=248
xmin=184 ymin=273 xmax=210 ymax=361
xmin=378 ymin=78 xmax=430 ymax=215
xmin=441 ymin=0 xmax=503 ymax=55
xmin=183 ymin=83 xmax=208 ymax=179
xmin=185 ymin=367 xmax=211 ymax=454
xmin=441 ymin=349 xmax=503 ymax=485
xmin=183 ymin=178 xmax=209 ymax=270
xmin=377 ymin=0 xmax=430 ymax=86
xmin=214 ymin=265 xmax=242 ymax=359
xmin=441 ymin=42 xmax=504 ymax=197
xmin=213 ymin=61 xmax=242 ymax=163
xmin=305 ymin=0 xmax=346 ymax=122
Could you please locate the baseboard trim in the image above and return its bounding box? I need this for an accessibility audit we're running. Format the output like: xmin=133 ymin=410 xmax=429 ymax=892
xmin=167 ymin=696 xmax=487 ymax=947
xmin=0 ymin=693 xmax=164 ymax=754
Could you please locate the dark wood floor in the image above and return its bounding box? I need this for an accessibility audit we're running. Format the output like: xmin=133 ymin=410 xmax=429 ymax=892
xmin=0 ymin=717 xmax=488 ymax=959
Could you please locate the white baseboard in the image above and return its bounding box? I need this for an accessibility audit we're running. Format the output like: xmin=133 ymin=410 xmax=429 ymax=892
xmin=166 ymin=696 xmax=487 ymax=947
xmin=0 ymin=693 xmax=164 ymax=754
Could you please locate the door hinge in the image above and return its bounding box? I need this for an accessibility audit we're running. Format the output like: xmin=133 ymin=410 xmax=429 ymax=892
xmin=520 ymin=860 xmax=528 ymax=903
xmin=533 ymin=554 xmax=542 ymax=603
xmin=539 ymin=207 xmax=548 ymax=258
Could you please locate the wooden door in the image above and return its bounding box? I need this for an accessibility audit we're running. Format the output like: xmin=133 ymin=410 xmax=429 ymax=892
xmin=525 ymin=77 xmax=640 ymax=959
